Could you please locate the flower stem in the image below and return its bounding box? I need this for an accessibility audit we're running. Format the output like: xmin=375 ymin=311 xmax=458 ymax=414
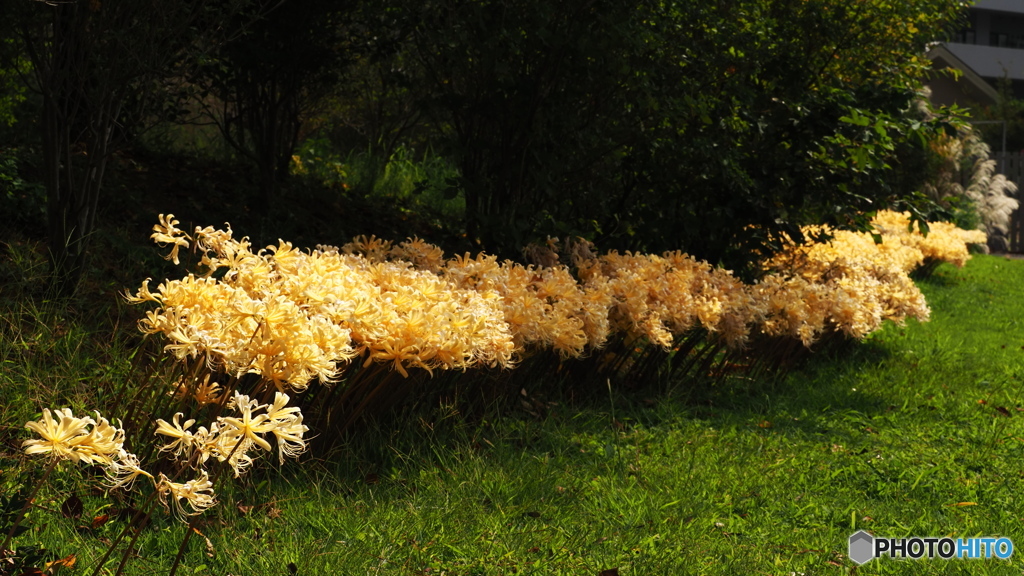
xmin=89 ymin=488 xmax=161 ymax=576
xmin=166 ymin=518 xmax=196 ymax=576
xmin=168 ymin=434 xmax=244 ymax=576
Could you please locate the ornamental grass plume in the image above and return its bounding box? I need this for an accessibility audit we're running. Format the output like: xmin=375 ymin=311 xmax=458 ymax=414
xmin=916 ymin=105 xmax=1019 ymax=240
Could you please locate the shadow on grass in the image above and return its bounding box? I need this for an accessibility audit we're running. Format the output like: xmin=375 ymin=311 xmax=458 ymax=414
xmin=285 ymin=329 xmax=906 ymax=491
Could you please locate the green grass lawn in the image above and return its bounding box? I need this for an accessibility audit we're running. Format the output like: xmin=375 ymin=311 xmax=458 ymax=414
xmin=5 ymin=254 xmax=1024 ymax=575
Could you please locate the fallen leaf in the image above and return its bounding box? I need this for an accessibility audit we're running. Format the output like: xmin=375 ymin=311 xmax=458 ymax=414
xmin=60 ymin=494 xmax=83 ymax=519
xmin=598 ymin=569 xmax=619 ymax=576
xmin=949 ymin=502 xmax=977 ymax=507
xmin=91 ymin=514 xmax=110 ymax=529
xmin=237 ymin=504 xmax=254 ymax=516
xmin=995 ymin=406 xmax=1012 ymax=417
xmin=287 ymin=562 xmax=298 ymax=574
xmin=978 ymin=399 xmax=988 ymax=405
xmin=45 ymin=554 xmax=76 ymax=570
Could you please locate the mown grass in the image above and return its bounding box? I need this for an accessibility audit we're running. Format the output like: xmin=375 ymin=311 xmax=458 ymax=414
xmin=4 ymin=255 xmax=1024 ymax=575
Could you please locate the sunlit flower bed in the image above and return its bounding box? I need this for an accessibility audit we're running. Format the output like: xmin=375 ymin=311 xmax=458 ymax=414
xmin=4 ymin=209 xmax=983 ymax=560
xmin=131 ymin=211 xmax=983 ymax=393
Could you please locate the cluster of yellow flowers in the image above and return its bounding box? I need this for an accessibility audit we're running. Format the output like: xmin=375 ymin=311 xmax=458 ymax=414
xmin=574 ymin=249 xmax=757 ymax=348
xmin=135 ymin=217 xmax=515 ymax=390
xmin=22 ymin=392 xmax=308 ymax=521
xmin=154 ymin=391 xmax=308 ymax=475
xmin=871 ymin=210 xmax=988 ymax=268
xmin=758 ymin=227 xmax=926 ymax=345
xmin=755 ymin=211 xmax=985 ymax=345
xmin=343 ymin=236 xmax=605 ymax=359
xmin=133 ymin=211 xmax=984 ymax=387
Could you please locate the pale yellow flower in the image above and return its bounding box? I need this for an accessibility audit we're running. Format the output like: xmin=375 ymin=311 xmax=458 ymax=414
xmin=154 ymin=413 xmax=198 ymax=460
xmin=219 ymin=392 xmax=273 ymax=452
xmin=104 ymin=449 xmax=153 ymax=491
xmin=152 ymin=214 xmax=190 ymax=265
xmin=157 ymin=471 xmax=216 ymax=520
xmin=263 ymin=393 xmax=308 ymax=465
xmin=69 ymin=413 xmax=125 ymax=466
xmin=23 ymin=408 xmax=106 ymax=464
xmin=168 ymin=375 xmax=223 ymax=406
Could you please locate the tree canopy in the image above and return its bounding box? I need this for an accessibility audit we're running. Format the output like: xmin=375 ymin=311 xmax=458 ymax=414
xmin=0 ymin=0 xmax=972 ymax=292
xmin=376 ymin=0 xmax=969 ymax=271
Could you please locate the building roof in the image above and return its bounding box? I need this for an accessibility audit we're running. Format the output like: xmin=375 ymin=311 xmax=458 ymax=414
xmin=927 ymin=44 xmax=1001 ymax=107
xmin=974 ymin=0 xmax=1024 ymax=15
xmin=943 ymin=43 xmax=1024 ymax=81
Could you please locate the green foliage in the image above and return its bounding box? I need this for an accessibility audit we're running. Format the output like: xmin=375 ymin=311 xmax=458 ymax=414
xmin=290 ymin=137 xmax=349 ymax=185
xmin=0 ymin=42 xmax=27 ymax=128
xmin=368 ymin=0 xmax=969 ymax=272
xmin=0 ymin=146 xmax=46 ymax=234
xmin=0 ymin=0 xmax=977 ymax=293
xmin=0 ymin=483 xmax=60 ymax=574
xmin=188 ymin=0 xmax=357 ymax=209
xmin=292 ymin=140 xmax=465 ymax=222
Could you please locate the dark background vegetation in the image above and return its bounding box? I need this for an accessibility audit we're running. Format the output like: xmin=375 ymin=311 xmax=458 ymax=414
xmin=0 ymin=0 xmax=970 ymax=298
xmin=8 ymin=4 xmax=1024 ymax=573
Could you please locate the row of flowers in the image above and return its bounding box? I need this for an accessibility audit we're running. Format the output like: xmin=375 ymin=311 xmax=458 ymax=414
xmin=130 ymin=211 xmax=985 ymax=393
xmin=11 ymin=211 xmax=982 ymax=536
